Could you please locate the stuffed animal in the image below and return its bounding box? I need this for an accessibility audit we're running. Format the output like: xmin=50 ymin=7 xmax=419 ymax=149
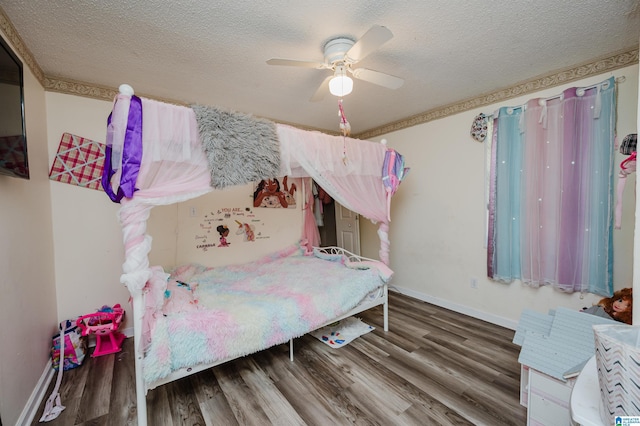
xmin=282 ymin=176 xmax=297 ymax=207
xmin=583 ymin=288 xmax=632 ymax=325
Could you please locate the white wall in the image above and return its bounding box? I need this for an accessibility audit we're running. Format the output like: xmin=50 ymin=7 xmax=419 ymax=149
xmin=634 ymin=59 xmax=640 ymax=326
xmin=0 ymin=34 xmax=57 ymax=426
xmin=45 ymin=93 xmax=131 ymax=327
xmin=362 ymin=65 xmax=639 ymax=329
xmin=148 ymin=182 xmax=304 ymax=269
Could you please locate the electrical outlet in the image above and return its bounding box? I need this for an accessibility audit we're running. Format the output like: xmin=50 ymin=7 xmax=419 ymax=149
xmin=470 ymin=278 xmax=478 ymax=289
xmin=189 ymin=207 xmax=197 ymax=217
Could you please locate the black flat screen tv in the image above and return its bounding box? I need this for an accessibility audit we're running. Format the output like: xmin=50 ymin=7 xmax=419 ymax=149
xmin=0 ymin=34 xmax=27 ymax=179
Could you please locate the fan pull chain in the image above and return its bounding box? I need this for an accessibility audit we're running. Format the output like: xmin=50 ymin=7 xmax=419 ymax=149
xmin=339 ymin=99 xmax=350 ymax=165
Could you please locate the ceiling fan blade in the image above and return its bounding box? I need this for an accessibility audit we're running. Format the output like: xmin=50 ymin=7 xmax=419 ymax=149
xmin=345 ymin=25 xmax=393 ymax=63
xmin=351 ymin=68 xmax=404 ymax=90
xmin=310 ymin=76 xmax=332 ymax=102
xmin=266 ymin=58 xmax=325 ymax=69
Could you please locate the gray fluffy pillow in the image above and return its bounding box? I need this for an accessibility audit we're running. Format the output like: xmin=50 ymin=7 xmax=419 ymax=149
xmin=191 ymin=105 xmax=281 ymax=189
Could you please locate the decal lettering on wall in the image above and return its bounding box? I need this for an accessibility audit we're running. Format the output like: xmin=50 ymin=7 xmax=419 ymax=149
xmin=195 ymin=207 xmax=267 ymax=251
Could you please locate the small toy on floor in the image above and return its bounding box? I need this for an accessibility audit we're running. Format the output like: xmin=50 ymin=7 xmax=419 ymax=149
xmin=76 ymin=304 xmax=126 ymax=357
xmin=582 ymin=288 xmax=632 ymax=325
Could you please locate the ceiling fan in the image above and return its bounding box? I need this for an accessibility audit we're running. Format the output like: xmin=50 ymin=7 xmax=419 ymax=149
xmin=266 ymin=25 xmax=404 ymax=101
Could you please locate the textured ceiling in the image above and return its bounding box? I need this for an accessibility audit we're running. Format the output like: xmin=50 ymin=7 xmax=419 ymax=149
xmin=0 ymin=1 xmax=639 ymax=135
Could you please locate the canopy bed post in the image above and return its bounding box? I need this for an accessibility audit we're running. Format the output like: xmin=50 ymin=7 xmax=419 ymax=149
xmin=377 ymin=222 xmax=390 ymax=332
xmin=132 ymin=293 xmax=148 ymax=425
xmin=377 ymin=217 xmax=390 ymax=265
xmin=383 ymin=284 xmax=389 ymax=331
xmin=289 ymin=339 xmax=294 ymax=361
xmin=118 ymin=196 xmax=154 ymax=426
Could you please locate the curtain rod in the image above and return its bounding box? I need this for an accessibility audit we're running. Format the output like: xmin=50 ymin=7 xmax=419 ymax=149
xmin=489 ymin=75 xmax=626 ymax=119
xmin=540 ymin=75 xmax=626 ymax=104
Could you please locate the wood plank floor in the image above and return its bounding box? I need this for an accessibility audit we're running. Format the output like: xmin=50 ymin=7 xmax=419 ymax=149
xmin=32 ymin=292 xmax=527 ymax=425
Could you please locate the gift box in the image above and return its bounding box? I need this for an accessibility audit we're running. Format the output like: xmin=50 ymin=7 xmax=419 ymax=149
xmin=51 ymin=319 xmax=87 ymax=371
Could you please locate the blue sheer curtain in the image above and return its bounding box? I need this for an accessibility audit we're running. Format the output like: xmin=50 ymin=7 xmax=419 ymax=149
xmin=488 ymin=106 xmax=524 ymax=282
xmin=488 ymin=77 xmax=616 ymax=296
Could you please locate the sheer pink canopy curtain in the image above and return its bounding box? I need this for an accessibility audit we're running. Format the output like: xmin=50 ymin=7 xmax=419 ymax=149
xmin=103 ymin=95 xmax=398 ymax=299
xmin=488 ymin=77 xmax=616 ymax=296
xmin=104 ymin=95 xmax=212 ymax=296
xmin=277 ymin=124 xmax=393 ymax=263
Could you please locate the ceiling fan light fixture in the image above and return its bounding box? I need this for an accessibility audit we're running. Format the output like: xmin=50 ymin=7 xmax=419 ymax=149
xmin=329 ymin=66 xmax=353 ymax=97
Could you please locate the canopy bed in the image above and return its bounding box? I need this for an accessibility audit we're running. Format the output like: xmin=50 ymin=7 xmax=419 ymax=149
xmin=102 ymin=84 xmax=406 ymax=425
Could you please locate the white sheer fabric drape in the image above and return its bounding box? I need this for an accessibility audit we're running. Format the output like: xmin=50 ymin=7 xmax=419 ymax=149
xmin=277 ymin=124 xmax=392 ymax=262
xmin=135 ymin=98 xmax=211 ymax=199
xmin=109 ymin=101 xmax=394 ymax=295
xmin=277 ymin=124 xmax=388 ymax=223
xmin=489 ymin=77 xmax=616 ymax=296
xmin=110 ymin=97 xmax=213 ymax=295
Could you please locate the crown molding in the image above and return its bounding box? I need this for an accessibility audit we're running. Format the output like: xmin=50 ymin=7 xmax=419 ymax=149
xmin=43 ymin=75 xmax=335 ymax=135
xmin=44 ymin=76 xmax=194 ymax=108
xmin=355 ymin=47 xmax=639 ymax=140
xmin=44 ymin=77 xmax=119 ymax=101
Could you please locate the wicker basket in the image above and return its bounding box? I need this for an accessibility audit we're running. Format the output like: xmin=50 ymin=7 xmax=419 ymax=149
xmin=592 ymin=324 xmax=640 ymax=424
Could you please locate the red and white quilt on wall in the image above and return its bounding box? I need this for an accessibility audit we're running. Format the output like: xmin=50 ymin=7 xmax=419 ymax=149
xmin=49 ymin=133 xmax=105 ymax=191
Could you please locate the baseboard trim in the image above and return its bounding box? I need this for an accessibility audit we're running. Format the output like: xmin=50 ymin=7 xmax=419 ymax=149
xmin=389 ymin=286 xmax=518 ymax=330
xmin=19 ymin=328 xmax=134 ymax=425
xmin=16 ymin=360 xmax=54 ymax=426
xmin=122 ymin=326 xmax=134 ymax=339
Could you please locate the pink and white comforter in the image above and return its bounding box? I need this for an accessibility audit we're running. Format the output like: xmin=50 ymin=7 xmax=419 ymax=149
xmin=143 ymin=245 xmax=391 ymax=384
